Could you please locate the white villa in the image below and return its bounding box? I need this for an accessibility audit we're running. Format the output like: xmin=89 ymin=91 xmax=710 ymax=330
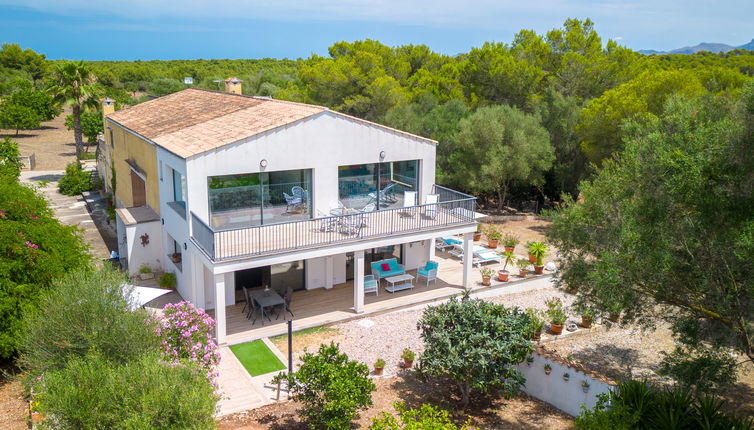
xmin=100 ymin=80 xmax=478 ymax=345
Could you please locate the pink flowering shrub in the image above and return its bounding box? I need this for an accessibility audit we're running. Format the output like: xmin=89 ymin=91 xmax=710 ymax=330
xmin=154 ymin=301 xmax=220 ymax=381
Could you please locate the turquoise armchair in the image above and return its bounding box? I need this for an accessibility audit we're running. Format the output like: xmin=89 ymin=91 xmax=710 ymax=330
xmin=418 ymin=261 xmax=439 ymax=286
xmin=364 ymin=275 xmax=379 ymax=296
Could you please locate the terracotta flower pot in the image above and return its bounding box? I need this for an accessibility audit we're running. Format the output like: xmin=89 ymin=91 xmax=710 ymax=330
xmin=473 ymin=233 xmax=482 ymax=241
xmin=567 ymin=287 xmax=577 ymax=294
xmin=403 ymin=359 xmax=413 ymax=369
xmin=550 ymin=323 xmax=564 ymax=335
xmin=519 ymin=269 xmax=527 ymax=278
xmin=544 ymin=368 xmax=552 ymax=375
xmin=504 ymin=246 xmax=515 ymax=253
xmin=534 ymin=265 xmax=544 ymax=274
xmin=374 ymin=367 xmax=384 ymax=376
xmin=581 ymin=316 xmax=593 ymax=328
xmin=498 ymin=270 xmax=509 ymax=282
xmin=481 ymin=276 xmax=491 ymax=286
xmin=608 ymin=313 xmax=620 ymax=323
xmin=528 ymin=254 xmax=537 ymax=264
xmin=487 ymin=239 xmax=499 ymax=249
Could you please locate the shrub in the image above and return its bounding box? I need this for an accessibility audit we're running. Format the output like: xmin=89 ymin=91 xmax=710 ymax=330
xmin=284 ymin=342 xmax=375 ymax=429
xmin=159 ymin=272 xmax=177 ymax=288
xmin=37 ymin=352 xmax=218 ymax=429
xmin=19 ymin=268 xmax=159 ymax=377
xmin=156 ymin=301 xmax=220 ymax=382
xmin=58 ymin=162 xmax=92 ymax=195
xmin=545 ymin=298 xmax=567 ymax=325
xmin=417 ymin=293 xmax=533 ymax=406
xmin=0 ymin=175 xmax=89 ymax=359
xmin=575 ymin=379 xmax=754 ymax=430
xmin=370 ymin=402 xmax=476 ymax=429
xmin=0 ymin=136 xmax=22 ymax=180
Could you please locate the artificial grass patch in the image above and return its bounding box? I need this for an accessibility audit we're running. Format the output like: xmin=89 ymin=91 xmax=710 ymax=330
xmin=230 ymin=340 xmax=286 ymax=376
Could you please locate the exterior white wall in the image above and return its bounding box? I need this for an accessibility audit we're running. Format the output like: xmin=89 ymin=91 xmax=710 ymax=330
xmin=306 ymin=257 xmax=327 ymax=289
xmin=518 ymin=354 xmax=614 ymax=417
xmin=186 ymin=112 xmax=437 ymax=225
xmin=157 ymin=148 xmax=192 ymax=293
xmin=403 ymin=240 xmax=429 ymax=271
xmin=203 ymin=265 xmax=215 ymax=310
xmin=122 ymin=220 xmax=163 ymax=276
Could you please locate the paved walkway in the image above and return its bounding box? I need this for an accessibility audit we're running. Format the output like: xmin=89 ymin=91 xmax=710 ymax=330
xmin=216 ymin=346 xmax=273 ymax=416
xmin=21 ymin=170 xmax=116 ymax=260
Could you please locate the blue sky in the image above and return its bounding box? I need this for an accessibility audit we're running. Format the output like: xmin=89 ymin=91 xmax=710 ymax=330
xmin=1 ymin=1 xmax=752 ymax=60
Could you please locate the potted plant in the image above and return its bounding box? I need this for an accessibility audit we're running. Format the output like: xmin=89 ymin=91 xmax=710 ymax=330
xmin=374 ymin=358 xmax=385 ymax=376
xmin=497 ymin=250 xmax=515 ymax=281
xmin=401 ymin=348 xmax=415 ymax=368
xmin=516 ymin=258 xmax=530 ymax=278
xmin=473 ymin=223 xmax=482 ymax=241
xmin=581 ymin=380 xmax=591 ymax=393
xmin=544 ymin=364 xmax=552 ymax=375
xmin=526 ymin=308 xmax=545 ymax=341
xmin=138 ymin=264 xmax=153 ymax=280
xmin=480 ymin=267 xmax=494 ymax=286
xmin=577 ymin=304 xmax=596 ymax=328
xmin=502 ymin=232 xmax=519 ymax=253
xmin=485 ymin=226 xmax=502 ymax=249
xmin=545 ymin=298 xmax=567 ymax=335
xmin=563 ymin=372 xmax=570 ymax=382
xmin=525 ymin=241 xmax=537 ymax=264
xmin=527 ymin=241 xmax=547 ymax=274
xmin=526 ymin=356 xmax=534 ymax=367
xmin=170 ymin=252 xmax=182 ymax=263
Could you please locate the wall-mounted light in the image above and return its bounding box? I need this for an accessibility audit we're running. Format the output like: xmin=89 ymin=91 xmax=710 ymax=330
xmin=260 ymin=159 xmax=268 ymax=168
xmin=161 ymin=218 xmax=164 ymax=225
xmin=183 ymin=243 xmax=187 ymax=250
xmin=379 ymin=151 xmax=386 ymax=160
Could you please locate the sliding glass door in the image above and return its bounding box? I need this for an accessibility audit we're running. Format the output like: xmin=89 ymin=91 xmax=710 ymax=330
xmin=208 ymin=169 xmax=312 ymax=229
xmin=338 ymin=160 xmax=419 ymax=211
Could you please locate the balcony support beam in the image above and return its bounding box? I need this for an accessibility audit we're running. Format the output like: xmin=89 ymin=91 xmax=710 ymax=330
xmin=354 ymin=249 xmax=365 ymax=313
xmin=462 ymin=232 xmax=473 ymax=289
xmin=214 ymin=273 xmax=227 ymax=345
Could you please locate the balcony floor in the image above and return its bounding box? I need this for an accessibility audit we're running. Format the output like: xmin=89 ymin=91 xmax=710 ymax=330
xmin=210 ymin=207 xmax=473 ymax=261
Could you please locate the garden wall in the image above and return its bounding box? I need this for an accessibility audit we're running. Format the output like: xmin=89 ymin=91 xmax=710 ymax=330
xmin=517 ymin=348 xmax=615 ymax=416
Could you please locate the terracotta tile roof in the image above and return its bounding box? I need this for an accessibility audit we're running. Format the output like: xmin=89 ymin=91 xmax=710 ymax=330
xmin=107 ymin=88 xmax=324 ymax=158
xmin=107 ymin=88 xmax=434 ymax=158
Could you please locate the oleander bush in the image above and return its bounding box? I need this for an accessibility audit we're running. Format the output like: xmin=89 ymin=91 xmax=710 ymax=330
xmin=154 ymin=301 xmax=220 ymax=382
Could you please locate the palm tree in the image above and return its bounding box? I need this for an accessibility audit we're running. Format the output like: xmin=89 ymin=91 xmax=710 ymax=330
xmin=49 ymin=61 xmax=100 ymax=158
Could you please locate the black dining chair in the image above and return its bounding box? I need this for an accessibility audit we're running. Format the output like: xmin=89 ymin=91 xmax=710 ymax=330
xmin=243 ymin=287 xmax=260 ymax=325
xmin=282 ymin=286 xmax=294 ymax=319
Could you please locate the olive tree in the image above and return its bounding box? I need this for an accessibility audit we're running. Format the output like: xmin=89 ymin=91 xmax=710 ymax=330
xmin=417 ymin=293 xmax=533 ymax=406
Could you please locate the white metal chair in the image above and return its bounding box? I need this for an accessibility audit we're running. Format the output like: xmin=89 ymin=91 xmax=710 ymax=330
xmin=423 ymin=193 xmax=439 ymax=219
xmin=364 ymin=275 xmax=379 ymax=296
xmin=399 ymin=191 xmax=417 ymax=217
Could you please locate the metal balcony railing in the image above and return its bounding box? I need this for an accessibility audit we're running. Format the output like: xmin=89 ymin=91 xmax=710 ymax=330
xmin=191 ymin=185 xmax=476 ymax=262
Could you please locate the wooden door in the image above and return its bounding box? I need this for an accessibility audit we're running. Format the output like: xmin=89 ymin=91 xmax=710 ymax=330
xmin=130 ymin=171 xmax=147 ymax=207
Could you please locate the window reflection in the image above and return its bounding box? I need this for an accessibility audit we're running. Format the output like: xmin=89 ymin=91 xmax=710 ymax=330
xmin=338 ymin=160 xmax=419 ymax=210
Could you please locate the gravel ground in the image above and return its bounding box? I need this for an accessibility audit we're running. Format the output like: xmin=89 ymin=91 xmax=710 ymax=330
xmin=327 ymin=285 xmax=578 ymax=376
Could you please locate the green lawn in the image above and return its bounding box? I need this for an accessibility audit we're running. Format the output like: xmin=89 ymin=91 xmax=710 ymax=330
xmin=230 ymin=340 xmax=286 ymax=376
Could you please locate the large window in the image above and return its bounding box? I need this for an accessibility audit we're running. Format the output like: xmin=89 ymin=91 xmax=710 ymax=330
xmin=338 ymin=160 xmax=419 ymax=210
xmin=172 ymin=168 xmax=185 ymax=207
xmin=208 ymin=169 xmax=312 ymax=229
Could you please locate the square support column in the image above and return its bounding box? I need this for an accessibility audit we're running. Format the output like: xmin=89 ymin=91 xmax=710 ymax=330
xmin=428 ymin=238 xmax=436 ymax=262
xmin=354 ymin=249 xmax=365 ymax=313
xmin=462 ymin=232 xmax=473 ymax=289
xmin=214 ymin=273 xmax=226 ymax=345
xmin=325 ymin=256 xmax=334 ymax=289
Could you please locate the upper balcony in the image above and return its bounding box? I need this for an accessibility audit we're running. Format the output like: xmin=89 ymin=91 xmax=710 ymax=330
xmin=191 ymin=185 xmax=477 ymax=262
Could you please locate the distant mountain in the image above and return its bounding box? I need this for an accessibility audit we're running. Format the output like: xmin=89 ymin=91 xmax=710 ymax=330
xmin=640 ymin=39 xmax=754 ymax=55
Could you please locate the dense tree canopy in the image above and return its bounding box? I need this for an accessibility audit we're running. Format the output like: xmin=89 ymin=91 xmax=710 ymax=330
xmin=2 ymin=19 xmax=754 ymax=204
xmin=548 ymin=85 xmax=754 ymax=388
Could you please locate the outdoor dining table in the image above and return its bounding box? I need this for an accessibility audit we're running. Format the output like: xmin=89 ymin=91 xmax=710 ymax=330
xmin=250 ymin=289 xmax=285 ymax=325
